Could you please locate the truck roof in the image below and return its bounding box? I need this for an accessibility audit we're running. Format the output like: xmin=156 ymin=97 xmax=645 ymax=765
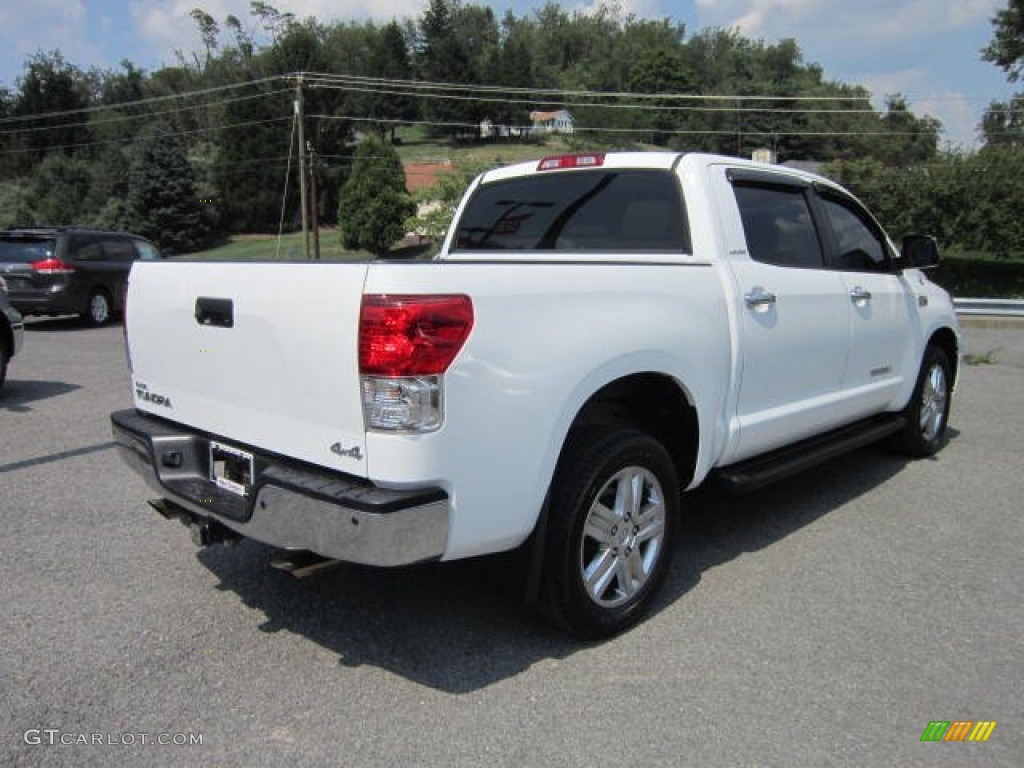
xmin=478 ymin=150 xmax=840 ymax=191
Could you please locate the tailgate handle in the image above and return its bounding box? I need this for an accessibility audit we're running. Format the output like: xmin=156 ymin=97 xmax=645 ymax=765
xmin=195 ymin=297 xmax=234 ymax=328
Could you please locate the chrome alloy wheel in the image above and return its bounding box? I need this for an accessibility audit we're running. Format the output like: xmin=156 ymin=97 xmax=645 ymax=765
xmin=579 ymin=465 xmax=667 ymax=608
xmin=919 ymin=362 xmax=949 ymax=442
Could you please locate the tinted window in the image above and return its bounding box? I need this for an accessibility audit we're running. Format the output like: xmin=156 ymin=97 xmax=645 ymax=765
xmin=70 ymin=235 xmax=103 ymax=262
xmin=734 ymin=184 xmax=824 ymax=269
xmin=134 ymin=240 xmax=162 ymax=260
xmin=453 ymin=169 xmax=689 ymax=253
xmin=819 ymin=196 xmax=892 ymax=272
xmin=102 ymin=238 xmax=137 ymax=263
xmin=0 ymin=237 xmax=56 ymax=262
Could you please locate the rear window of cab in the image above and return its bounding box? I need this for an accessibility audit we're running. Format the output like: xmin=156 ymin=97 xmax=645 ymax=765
xmin=453 ymin=169 xmax=690 ymax=253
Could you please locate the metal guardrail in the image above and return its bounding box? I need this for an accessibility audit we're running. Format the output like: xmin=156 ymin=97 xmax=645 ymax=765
xmin=954 ymin=298 xmax=1024 ymax=317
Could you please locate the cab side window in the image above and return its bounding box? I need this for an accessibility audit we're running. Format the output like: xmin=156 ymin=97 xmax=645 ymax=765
xmin=734 ymin=183 xmax=824 ymax=269
xmin=818 ymin=195 xmax=893 ymax=273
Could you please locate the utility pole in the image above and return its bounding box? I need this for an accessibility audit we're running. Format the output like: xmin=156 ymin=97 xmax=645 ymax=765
xmin=735 ymin=97 xmax=743 ymax=157
xmin=294 ymin=76 xmax=311 ymax=259
xmin=309 ymin=141 xmax=321 ymax=260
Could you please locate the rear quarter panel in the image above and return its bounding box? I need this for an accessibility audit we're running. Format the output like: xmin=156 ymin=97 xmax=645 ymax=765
xmin=363 ymin=259 xmax=732 ymax=559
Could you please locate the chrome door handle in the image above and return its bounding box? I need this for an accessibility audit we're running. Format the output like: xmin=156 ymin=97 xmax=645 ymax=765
xmin=850 ymin=287 xmax=872 ymax=305
xmin=744 ymin=289 xmax=777 ymax=310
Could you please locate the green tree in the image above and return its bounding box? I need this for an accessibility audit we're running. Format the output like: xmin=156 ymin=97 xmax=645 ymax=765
xmin=364 ymin=22 xmax=417 ymax=139
xmin=0 ymin=179 xmax=34 ymax=228
xmin=983 ymin=1 xmax=1024 ymax=147
xmin=190 ymin=8 xmax=220 ymax=71
xmin=338 ymin=137 xmax=415 ymax=255
xmin=11 ymin=52 xmax=92 ymax=169
xmin=416 ymin=0 xmax=478 ymax=136
xmin=127 ymin=129 xmax=210 ymax=252
xmin=27 ymin=153 xmax=92 ymax=224
xmin=408 ymin=160 xmax=490 ymax=243
xmin=982 ymin=94 xmax=1024 ymax=146
xmin=983 ymin=0 xmax=1024 ymax=81
xmin=875 ymin=96 xmax=940 ymax=167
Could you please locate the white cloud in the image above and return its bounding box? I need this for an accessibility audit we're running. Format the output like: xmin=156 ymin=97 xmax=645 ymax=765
xmin=919 ymin=92 xmax=983 ymax=149
xmin=128 ymin=0 xmax=423 ymax=70
xmin=573 ymin=0 xmax=665 ymax=17
xmin=835 ymin=67 xmax=987 ymax=148
xmin=695 ymin=0 xmax=1000 ymax=44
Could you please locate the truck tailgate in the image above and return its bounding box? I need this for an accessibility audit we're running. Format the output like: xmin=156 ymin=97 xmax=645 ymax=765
xmin=125 ymin=261 xmax=370 ymax=477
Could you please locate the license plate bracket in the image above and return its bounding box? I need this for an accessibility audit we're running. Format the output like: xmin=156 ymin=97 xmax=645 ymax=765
xmin=209 ymin=441 xmax=254 ymax=497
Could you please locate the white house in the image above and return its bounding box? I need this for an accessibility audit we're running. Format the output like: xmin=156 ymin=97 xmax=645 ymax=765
xmin=529 ymin=110 xmax=575 ymax=135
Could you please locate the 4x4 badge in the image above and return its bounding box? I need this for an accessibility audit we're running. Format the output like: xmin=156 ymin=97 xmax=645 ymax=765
xmin=330 ymin=443 xmax=363 ymax=461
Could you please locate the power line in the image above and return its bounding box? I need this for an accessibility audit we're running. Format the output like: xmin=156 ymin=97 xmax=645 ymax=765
xmin=308 ymin=113 xmax=950 ymax=139
xmin=0 ymin=88 xmax=294 ymax=137
xmin=0 ymin=115 xmax=292 ymax=157
xmin=305 ymin=80 xmax=883 ymax=116
xmin=0 ymin=76 xmax=284 ymax=127
xmin=2 ymin=69 xmax=1016 ymax=161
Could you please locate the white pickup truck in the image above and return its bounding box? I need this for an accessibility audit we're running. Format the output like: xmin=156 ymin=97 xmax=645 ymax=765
xmin=111 ymin=151 xmax=960 ymax=637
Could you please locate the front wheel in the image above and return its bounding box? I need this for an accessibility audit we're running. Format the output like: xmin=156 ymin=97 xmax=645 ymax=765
xmin=895 ymin=345 xmax=953 ymax=457
xmin=540 ymin=428 xmax=679 ymax=639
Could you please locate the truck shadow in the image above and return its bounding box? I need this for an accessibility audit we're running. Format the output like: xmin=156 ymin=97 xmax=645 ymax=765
xmin=194 ymin=441 xmax=944 ymax=694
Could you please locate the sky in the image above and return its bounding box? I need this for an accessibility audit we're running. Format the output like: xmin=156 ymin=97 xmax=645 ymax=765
xmin=0 ymin=0 xmax=1017 ymax=149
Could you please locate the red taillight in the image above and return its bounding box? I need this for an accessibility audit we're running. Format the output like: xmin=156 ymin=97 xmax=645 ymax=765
xmin=31 ymin=258 xmax=75 ymax=275
xmin=537 ymin=153 xmax=605 ymax=171
xmin=359 ymin=295 xmax=474 ymax=376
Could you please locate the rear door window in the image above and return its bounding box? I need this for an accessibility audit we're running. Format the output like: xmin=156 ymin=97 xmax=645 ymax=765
xmin=70 ymin=235 xmax=103 ymax=262
xmin=453 ymin=169 xmax=690 ymax=253
xmin=102 ymin=237 xmax=138 ymax=263
xmin=733 ymin=183 xmax=825 ymax=269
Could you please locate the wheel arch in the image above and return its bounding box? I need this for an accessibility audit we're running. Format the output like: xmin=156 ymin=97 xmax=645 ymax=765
xmin=928 ymin=326 xmax=960 ymax=388
xmin=565 ymin=372 xmax=700 ymax=490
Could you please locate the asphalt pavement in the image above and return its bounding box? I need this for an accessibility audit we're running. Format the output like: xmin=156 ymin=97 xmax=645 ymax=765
xmin=1 ymin=316 xmax=1021 ymax=767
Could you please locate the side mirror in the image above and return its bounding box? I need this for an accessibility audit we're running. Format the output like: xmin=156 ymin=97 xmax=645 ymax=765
xmin=901 ymin=235 xmax=940 ymax=270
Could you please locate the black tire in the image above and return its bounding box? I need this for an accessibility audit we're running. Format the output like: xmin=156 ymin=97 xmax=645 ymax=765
xmin=540 ymin=428 xmax=679 ymax=639
xmin=895 ymin=345 xmax=952 ymax=457
xmin=0 ymin=347 xmax=7 ymax=392
xmin=83 ymin=290 xmax=112 ymax=327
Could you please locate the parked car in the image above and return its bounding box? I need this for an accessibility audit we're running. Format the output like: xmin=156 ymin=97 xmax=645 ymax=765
xmin=0 ymin=227 xmax=163 ymax=326
xmin=0 ymin=275 xmax=25 ymax=391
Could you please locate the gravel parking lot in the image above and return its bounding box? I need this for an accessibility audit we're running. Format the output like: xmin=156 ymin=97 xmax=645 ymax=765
xmin=1 ymin=317 xmax=1021 ymax=767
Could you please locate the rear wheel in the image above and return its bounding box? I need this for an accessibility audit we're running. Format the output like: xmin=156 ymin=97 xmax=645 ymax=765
xmin=540 ymin=428 xmax=679 ymax=638
xmin=896 ymin=345 xmax=952 ymax=457
xmin=83 ymin=290 xmax=112 ymax=327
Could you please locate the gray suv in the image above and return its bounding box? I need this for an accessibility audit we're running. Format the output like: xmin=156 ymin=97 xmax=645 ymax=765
xmin=1 ymin=276 xmax=25 ymax=391
xmin=0 ymin=227 xmax=163 ymax=326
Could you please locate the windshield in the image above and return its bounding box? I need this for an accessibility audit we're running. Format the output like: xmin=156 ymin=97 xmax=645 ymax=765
xmin=453 ymin=169 xmax=690 ymax=253
xmin=0 ymin=237 xmax=56 ymax=263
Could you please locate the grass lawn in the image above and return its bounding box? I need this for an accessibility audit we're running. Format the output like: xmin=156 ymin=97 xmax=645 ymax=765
xmin=181 ymin=228 xmax=369 ymax=261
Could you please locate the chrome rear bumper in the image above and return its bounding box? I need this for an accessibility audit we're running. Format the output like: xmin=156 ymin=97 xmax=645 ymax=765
xmin=111 ymin=409 xmax=449 ymax=566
